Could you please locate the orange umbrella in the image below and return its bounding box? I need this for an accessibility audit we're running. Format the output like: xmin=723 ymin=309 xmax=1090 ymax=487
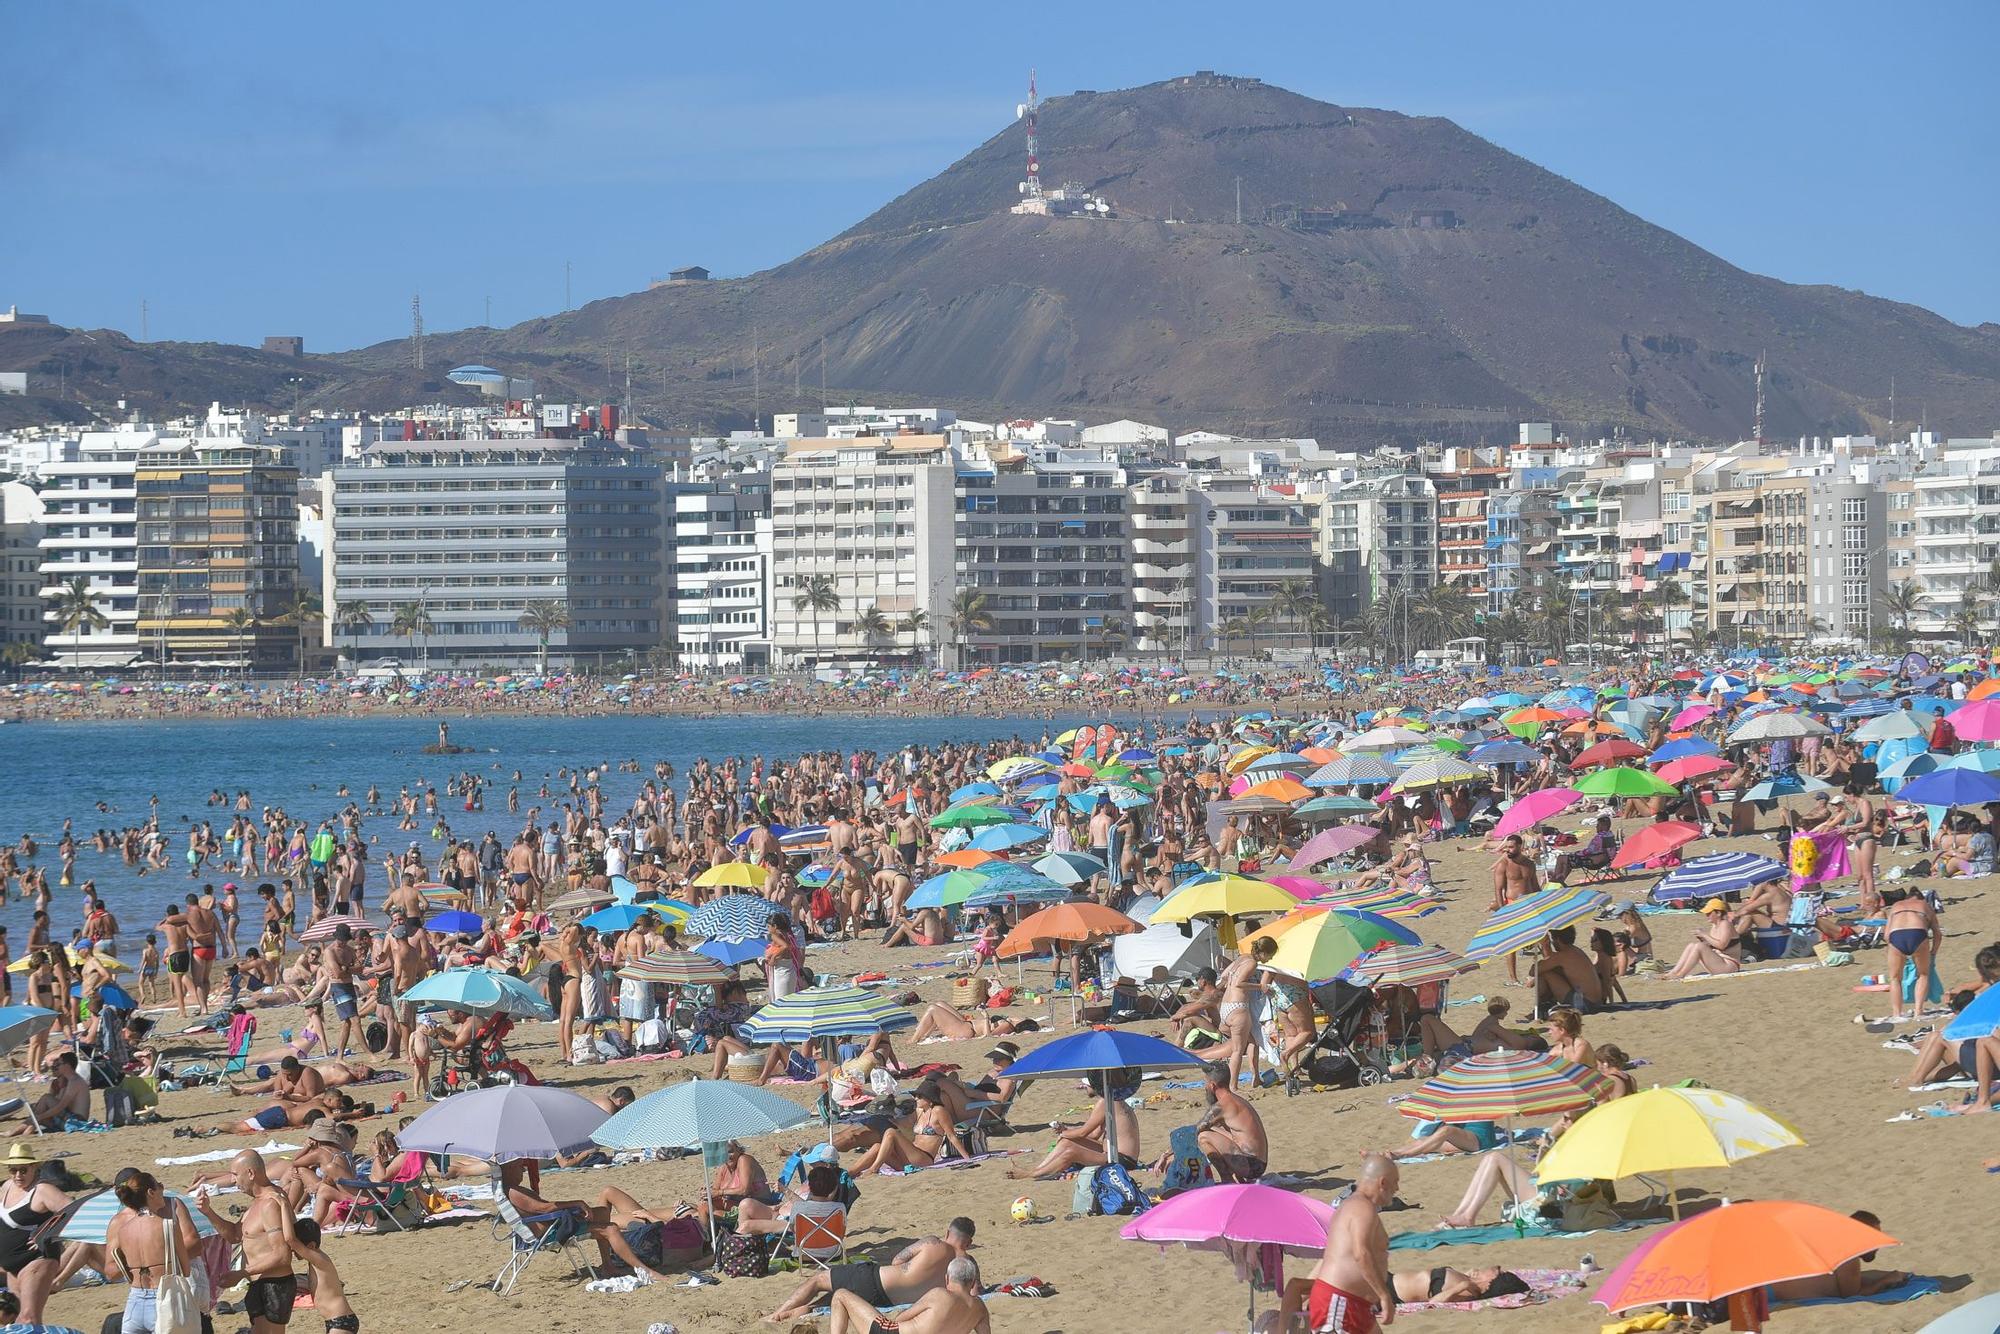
xmin=1594 ymin=1201 xmax=1897 ymax=1329
xmin=996 ymin=902 xmax=1141 ymax=958
xmin=1242 ymin=777 xmax=1312 ymax=804
xmin=1506 ymin=706 xmax=1567 ymax=725
xmin=937 ymin=848 xmax=1000 ymax=869
xmin=1609 ymin=820 xmax=1704 ymax=868
xmin=1298 ymin=746 xmax=1339 ymax=764
xmin=1970 ymin=677 xmax=2000 ymax=701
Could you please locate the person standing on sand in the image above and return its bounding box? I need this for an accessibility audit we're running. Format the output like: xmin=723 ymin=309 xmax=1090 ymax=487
xmin=1302 ymin=1152 xmax=1399 ymax=1331
xmin=184 ymin=890 xmax=221 ymax=1011
xmin=199 ymin=1151 xmax=310 ymax=1334
xmin=1490 ymin=836 xmax=1540 ymax=986
xmin=156 ymin=902 xmax=193 ymax=1018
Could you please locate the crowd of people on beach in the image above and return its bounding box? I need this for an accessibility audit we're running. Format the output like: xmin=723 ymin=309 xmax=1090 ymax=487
xmin=0 ymin=654 xmax=1996 ymax=1332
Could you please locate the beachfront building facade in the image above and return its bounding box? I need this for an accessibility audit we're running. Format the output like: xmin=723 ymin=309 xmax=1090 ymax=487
xmin=766 ymin=436 xmax=957 ymax=669
xmin=669 ymin=475 xmax=772 ymax=671
xmin=1194 ymin=476 xmax=1320 ymax=654
xmin=1322 ymin=473 xmax=1438 ymax=622
xmin=35 ymin=427 xmax=149 ymax=668
xmin=322 ymin=437 xmax=667 ymax=670
xmin=1127 ymin=473 xmax=1196 ymax=655
xmin=133 ymin=438 xmax=301 ymax=670
xmin=0 ymin=481 xmax=46 ymax=654
xmin=1899 ymin=443 xmax=2000 ymax=638
xmin=954 ymin=443 xmax=1128 ymax=664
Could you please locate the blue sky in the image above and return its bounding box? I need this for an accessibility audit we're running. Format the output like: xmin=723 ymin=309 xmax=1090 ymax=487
xmin=6 ymin=1 xmax=1995 ymax=351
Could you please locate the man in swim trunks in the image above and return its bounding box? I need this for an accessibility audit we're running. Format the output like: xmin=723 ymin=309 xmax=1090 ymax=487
xmin=1196 ymin=1060 xmax=1269 ymax=1183
xmin=185 ymin=890 xmax=222 ymax=1010
xmin=199 ymin=1150 xmax=309 ymax=1332
xmin=156 ymin=902 xmax=194 ymax=1018
xmin=766 ymin=1219 xmax=974 ymax=1322
xmin=1305 ymin=1152 xmax=1398 ymax=1331
xmin=826 ymin=1255 xmax=989 ymax=1334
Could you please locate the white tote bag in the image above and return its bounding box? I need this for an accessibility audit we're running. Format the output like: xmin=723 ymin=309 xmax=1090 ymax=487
xmin=155 ymin=1215 xmax=203 ymax=1334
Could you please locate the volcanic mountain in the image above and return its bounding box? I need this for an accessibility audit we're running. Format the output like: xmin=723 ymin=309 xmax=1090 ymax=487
xmin=10 ymin=72 xmax=2000 ymax=442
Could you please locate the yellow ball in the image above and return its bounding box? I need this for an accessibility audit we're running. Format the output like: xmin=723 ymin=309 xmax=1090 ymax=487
xmin=1010 ymin=1196 xmax=1037 ymax=1224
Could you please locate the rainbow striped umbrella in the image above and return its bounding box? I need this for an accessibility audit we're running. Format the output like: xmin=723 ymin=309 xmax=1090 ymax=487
xmin=1238 ymin=907 xmax=1420 ymax=984
xmin=1304 ymin=883 xmax=1443 ymax=920
xmin=1344 ymin=944 xmax=1476 ymax=989
xmin=1464 ymin=883 xmax=1610 ymax=961
xmin=1397 ymin=1049 xmax=1610 ymax=1123
xmin=740 ymin=984 xmax=914 ymax=1043
xmin=616 ymin=953 xmax=731 ymax=986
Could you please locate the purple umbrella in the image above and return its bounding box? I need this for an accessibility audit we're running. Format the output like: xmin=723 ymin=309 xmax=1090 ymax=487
xmin=396 ymin=1083 xmax=607 ymax=1163
xmin=1289 ymin=824 xmax=1383 ymax=871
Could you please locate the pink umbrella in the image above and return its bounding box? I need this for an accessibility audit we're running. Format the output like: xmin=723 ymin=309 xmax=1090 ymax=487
xmin=1670 ymin=704 xmax=1716 ymax=729
xmin=1121 ymin=1182 xmax=1336 ymax=1325
xmin=1947 ymin=697 xmax=2000 ymax=741
xmin=1656 ymin=754 xmax=1732 ymax=785
xmin=1290 ymin=825 xmax=1382 ymax=870
xmin=1227 ymin=774 xmax=1251 ymax=797
xmin=1261 ymin=873 xmax=1330 ymax=897
xmin=1492 ymin=787 xmax=1583 ymax=839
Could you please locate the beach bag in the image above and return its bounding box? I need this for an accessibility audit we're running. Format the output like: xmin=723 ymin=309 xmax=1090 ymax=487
xmin=1556 ymin=1180 xmax=1620 ymax=1233
xmin=633 ymin=1018 xmax=669 ymax=1051
xmin=1071 ymin=1167 xmax=1102 ymax=1216
xmin=716 ymin=1228 xmax=768 ymax=1278
xmin=102 ymin=1083 xmax=136 ymax=1128
xmin=156 ymin=1216 xmax=202 ymax=1334
xmin=1091 ymin=1162 xmax=1150 ymax=1217
xmin=1160 ymin=1125 xmax=1211 ymax=1196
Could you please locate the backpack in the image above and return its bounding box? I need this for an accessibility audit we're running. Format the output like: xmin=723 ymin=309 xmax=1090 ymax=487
xmin=716 ymin=1228 xmax=768 ymax=1278
xmin=809 ymin=887 xmax=836 ymax=923
xmin=1093 ymin=1162 xmax=1150 ymax=1216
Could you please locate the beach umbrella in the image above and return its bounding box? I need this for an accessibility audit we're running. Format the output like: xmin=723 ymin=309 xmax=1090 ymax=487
xmin=1243 ymin=753 xmax=1316 ymax=774
xmin=1593 ymin=1201 xmax=1897 ymax=1323
xmin=1670 ymin=703 xmax=1717 ymax=729
xmin=1398 ymin=1049 xmax=1609 ymax=1123
xmin=1033 ymin=850 xmax=1108 ymax=885
xmin=1651 ymin=852 xmax=1788 ymax=904
xmin=929 ymin=804 xmax=1023 ymax=830
xmin=399 ymin=968 xmax=553 ymax=1019
xmin=1650 ymin=737 xmax=1721 ymax=764
xmin=544 ymin=886 xmax=614 ymax=915
xmin=1855 ymin=711 xmax=1927 ymax=742
xmin=1288 ymin=824 xmax=1382 ymax=871
xmin=728 ymin=825 xmax=790 ymax=847
xmin=949 ymin=781 xmax=1002 ymax=802
xmin=1948 ymin=698 xmax=2000 ymax=741
xmin=740 ymin=984 xmax=914 ymax=1044
xmin=693 ymin=862 xmax=769 ymax=890
xmin=1389 ymin=756 xmax=1487 ymax=791
xmin=1571 ymin=738 xmax=1649 ymax=769
xmin=1304 ymin=882 xmax=1442 ymax=920
xmin=1464 ymin=884 xmax=1610 ymax=961
xmin=0 ymin=1005 xmax=58 ymax=1056
xmin=579 ymin=903 xmax=666 ymax=933
xmin=996 ymin=902 xmax=1140 ymax=959
xmin=1945 ymin=748 xmax=2000 ymax=773
xmin=1241 ymin=776 xmax=1314 ymax=803
xmin=1240 ymin=907 xmax=1421 ymax=984
xmin=424 ymin=909 xmax=485 ymax=935
xmin=617 ymin=953 xmax=731 ymax=987
xmin=1467 ymin=738 xmax=1541 ymax=767
xmin=75 ymin=981 xmax=137 ymax=1013
xmin=999 ymin=1028 xmax=1199 ymax=1168
xmin=398 ymin=1083 xmax=608 ymax=1164
xmin=1942 ymin=982 xmax=2000 ymax=1041
xmin=1916 ymin=1291 xmax=2000 ymax=1333
xmin=1534 ymin=1085 xmax=1805 ymax=1219
xmin=1153 ymin=876 xmax=1298 ymax=924
xmin=1656 ymin=755 xmax=1733 ymax=785
xmin=298 ymin=914 xmax=373 ymax=943
xmin=1345 ymin=944 xmax=1477 ymax=989
xmin=1492 ymin=787 xmax=1584 ymax=838
xmin=961 ymin=863 xmax=1072 ymax=908
xmin=1305 ymin=755 xmax=1403 ymax=787
xmin=904 ymin=868 xmax=991 ymax=912
xmin=987 ymin=757 xmax=1055 ymax=783
xmin=1741 ymin=772 xmax=1834 ymax=800
xmin=53 ymin=1186 xmax=218 ymax=1242
xmin=1894 ymin=766 xmax=2000 ymax=809
xmin=692 ymin=935 xmax=765 ymax=968
xmin=1728 ymin=711 xmax=1829 ymax=742
xmin=968 ymin=823 xmax=1049 ymax=852
xmin=1294 ymin=795 xmax=1379 ymax=821
xmin=685 ymin=894 xmax=779 ymax=938
xmin=1344 ymin=726 xmax=1429 ymax=751
xmin=936 ymin=848 xmax=1000 ymax=870
xmin=1574 ymin=766 xmax=1676 ymax=798
xmin=1120 ymin=1183 xmax=1338 ymax=1327
xmin=1609 ymin=820 xmax=1704 ymax=868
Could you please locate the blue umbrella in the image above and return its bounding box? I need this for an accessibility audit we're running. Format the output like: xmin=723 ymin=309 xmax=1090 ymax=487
xmin=1000 ymin=1029 xmax=1201 ymax=1080
xmin=963 ymin=864 xmax=1074 ymax=909
xmin=580 ymin=903 xmax=667 ymax=933
xmin=1943 ymin=749 xmax=2000 ymax=773
xmin=398 ymin=1083 xmax=606 ymax=1163
xmin=970 ymin=824 xmax=1049 ymax=852
xmin=692 ymin=935 xmax=766 ymax=967
xmin=425 ymin=909 xmax=485 ymax=935
xmin=592 ymin=1078 xmax=814 ymax=1151
xmin=729 ymin=824 xmax=791 ymax=846
xmin=1649 ymin=737 xmax=1720 ymax=763
xmin=1651 ymin=852 xmax=1788 ymax=905
xmin=0 ymin=1004 xmax=57 ymax=1056
xmin=1943 ymin=984 xmax=2000 ymax=1042
xmin=949 ymin=781 xmax=1002 ymax=802
xmin=1467 ymin=739 xmax=1540 ymax=766
xmin=1117 ymin=748 xmax=1157 ymax=763
xmin=400 ymin=968 xmax=553 ymax=1019
xmin=1894 ymin=766 xmax=2000 ymax=809
xmin=740 ymin=985 xmax=915 ymax=1043
xmin=686 ymin=894 xmax=780 ymax=938
xmin=1742 ymin=773 xmax=1834 ymax=800
xmin=74 ymin=982 xmax=137 ymax=1013
xmin=1034 ymin=851 xmax=1108 ymax=886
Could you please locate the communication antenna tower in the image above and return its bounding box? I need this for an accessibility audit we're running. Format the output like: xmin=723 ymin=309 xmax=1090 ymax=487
xmin=1021 ymin=69 xmax=1043 ymax=201
xmin=411 ymin=293 xmax=424 ymax=370
xmin=1753 ymin=350 xmax=1766 ymax=444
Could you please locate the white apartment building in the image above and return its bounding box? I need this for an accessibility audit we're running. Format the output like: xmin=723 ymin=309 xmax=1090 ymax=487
xmin=1324 ymin=473 xmax=1438 ymax=618
xmin=1195 ymin=475 xmax=1319 ymax=651
xmin=766 ymin=437 xmax=957 ymax=667
xmin=1900 ymin=446 xmax=2000 ymax=636
xmin=36 ymin=427 xmax=150 ymax=667
xmin=670 ymin=476 xmax=771 ymax=671
xmin=1128 ymin=473 xmax=1196 ymax=655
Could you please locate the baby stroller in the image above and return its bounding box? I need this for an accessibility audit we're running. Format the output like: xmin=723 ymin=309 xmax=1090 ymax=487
xmin=430 ymin=1013 xmax=541 ymax=1099
xmin=1283 ymin=979 xmax=1388 ymax=1096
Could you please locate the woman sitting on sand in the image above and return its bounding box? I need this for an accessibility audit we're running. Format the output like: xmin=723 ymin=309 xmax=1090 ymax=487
xmin=1663 ymin=899 xmax=1743 ymax=980
xmin=1542 ymin=1007 xmax=1594 ymax=1068
xmin=852 ymin=1084 xmax=971 ymax=1174
xmin=1468 ymin=997 xmax=1545 ymax=1055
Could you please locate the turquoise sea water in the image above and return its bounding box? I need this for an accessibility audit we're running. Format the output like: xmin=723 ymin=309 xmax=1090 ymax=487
xmin=0 ymin=712 xmax=1084 ymax=944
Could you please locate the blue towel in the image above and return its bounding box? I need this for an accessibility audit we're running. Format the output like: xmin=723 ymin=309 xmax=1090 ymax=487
xmin=1773 ymin=1275 xmax=1941 ymax=1308
xmin=1388 ymin=1219 xmax=1650 ymax=1251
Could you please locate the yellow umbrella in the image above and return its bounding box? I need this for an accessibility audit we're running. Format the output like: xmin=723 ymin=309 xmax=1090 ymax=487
xmin=1533 ymin=1085 xmax=1805 ymax=1218
xmin=1151 ymin=875 xmax=1297 ymax=924
xmin=1225 ymin=746 xmax=1275 ymax=775
xmin=10 ymin=948 xmax=128 ymax=973
xmin=987 ymin=756 xmax=1055 ymax=782
xmin=694 ymin=862 xmax=770 ymax=889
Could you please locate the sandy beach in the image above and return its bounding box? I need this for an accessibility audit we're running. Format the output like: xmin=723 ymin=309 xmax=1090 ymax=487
xmin=28 ymin=808 xmax=1994 ymax=1334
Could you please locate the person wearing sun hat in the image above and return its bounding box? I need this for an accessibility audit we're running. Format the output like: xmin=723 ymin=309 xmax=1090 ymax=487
xmin=1664 ymin=899 xmax=1746 ymax=980
xmin=0 ymin=1139 xmax=73 ymax=1324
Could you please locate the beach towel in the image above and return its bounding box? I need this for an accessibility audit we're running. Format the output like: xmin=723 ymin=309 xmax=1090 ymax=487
xmin=1771 ymin=1275 xmax=1942 ymax=1308
xmin=877 ymin=1150 xmax=1021 ymax=1175
xmin=156 ymin=1141 xmax=299 ymax=1166
xmin=1395 ymin=1267 xmax=1585 ymax=1313
xmin=1388 ymin=1218 xmax=1652 ymax=1251
xmin=1790 ymin=829 xmax=1851 ymax=891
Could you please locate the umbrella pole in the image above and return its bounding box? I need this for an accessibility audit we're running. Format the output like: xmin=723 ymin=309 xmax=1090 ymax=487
xmin=704 ymin=1169 xmax=718 ymax=1255
xmin=1668 ymin=1167 xmax=1680 ymax=1221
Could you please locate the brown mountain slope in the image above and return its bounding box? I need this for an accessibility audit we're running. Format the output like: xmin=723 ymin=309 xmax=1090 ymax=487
xmin=14 ymin=73 xmax=2000 ymax=442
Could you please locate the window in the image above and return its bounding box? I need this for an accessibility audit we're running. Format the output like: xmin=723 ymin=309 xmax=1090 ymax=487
xmin=1843 ymin=498 xmax=1867 ymax=522
xmin=1843 ymin=553 xmax=1868 ymax=578
xmin=1843 ymin=525 xmax=1867 ymax=551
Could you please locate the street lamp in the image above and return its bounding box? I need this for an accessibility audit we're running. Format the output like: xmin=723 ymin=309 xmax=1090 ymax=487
xmin=418 ymin=584 xmax=434 ymax=674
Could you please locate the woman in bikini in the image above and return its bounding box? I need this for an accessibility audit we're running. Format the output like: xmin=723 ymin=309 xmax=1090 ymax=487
xmin=1881 ymin=887 xmax=1942 ymax=1023
xmin=851 ymin=1086 xmax=970 ymax=1174
xmin=104 ymin=1170 xmax=207 ymax=1333
xmin=1593 ymin=1045 xmax=1637 ymax=1099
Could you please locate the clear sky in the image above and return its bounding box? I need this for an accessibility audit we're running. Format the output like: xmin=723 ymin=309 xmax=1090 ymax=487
xmin=6 ymin=1 xmax=1995 ymax=351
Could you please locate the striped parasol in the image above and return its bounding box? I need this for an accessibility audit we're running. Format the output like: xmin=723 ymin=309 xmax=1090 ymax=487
xmin=1344 ymin=943 xmax=1477 ymax=989
xmin=685 ymin=893 xmax=779 ymax=939
xmin=617 ymin=953 xmax=731 ymax=986
xmin=960 ymin=864 xmax=1074 ymax=909
xmin=1398 ymin=1049 xmax=1611 ymax=1123
xmin=298 ymin=913 xmax=373 ymax=942
xmin=1464 ymin=883 xmax=1610 ymax=961
xmin=56 ymin=1187 xmax=219 ymax=1242
xmin=1389 ymin=756 xmax=1487 ymax=792
xmin=1304 ymin=883 xmax=1442 ymax=919
xmin=1304 ymin=755 xmax=1403 ymax=787
xmin=591 ymin=1078 xmax=815 ymax=1152
xmin=1240 ymin=908 xmax=1421 ymax=984
xmin=1650 ymin=852 xmax=1787 ymax=905
xmin=740 ymin=984 xmax=915 ymax=1043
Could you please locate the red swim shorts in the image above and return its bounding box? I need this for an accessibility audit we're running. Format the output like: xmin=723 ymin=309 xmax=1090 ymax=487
xmin=1309 ymin=1279 xmax=1380 ymax=1334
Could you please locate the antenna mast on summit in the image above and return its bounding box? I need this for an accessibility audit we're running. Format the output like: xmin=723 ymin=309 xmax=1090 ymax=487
xmin=1022 ymin=69 xmax=1043 ymax=201
xmin=1753 ymin=350 xmax=1766 ymax=445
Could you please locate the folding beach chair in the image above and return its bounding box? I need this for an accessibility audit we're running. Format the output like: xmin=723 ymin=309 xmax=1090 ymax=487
xmin=337 ymin=1152 xmax=432 ymax=1232
xmin=222 ymin=1012 xmax=257 ymax=1081
xmin=782 ymin=1199 xmax=847 ymax=1268
xmin=491 ymin=1180 xmax=598 ymax=1294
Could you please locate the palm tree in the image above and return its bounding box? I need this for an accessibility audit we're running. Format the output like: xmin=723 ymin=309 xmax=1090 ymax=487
xmin=276 ymin=589 xmax=323 ymax=679
xmin=223 ymin=608 xmax=256 ymax=675
xmin=790 ymin=574 xmax=841 ymax=669
xmin=1301 ymin=604 xmax=1333 ymax=656
xmin=50 ymin=576 xmax=108 ymax=672
xmin=1881 ymin=580 xmax=1927 ymax=634
xmin=1084 ymin=614 xmax=1126 ymax=663
xmin=333 ymin=599 xmax=373 ymax=667
xmin=1271 ymin=578 xmax=1320 ymax=650
xmin=946 ymin=588 xmax=993 ymax=669
xmin=897 ymin=609 xmax=930 ymax=667
xmin=517 ymin=600 xmax=569 ymax=675
xmin=1415 ymin=582 xmax=1478 ymax=648
xmin=1 ymin=641 xmax=42 ymax=681
xmin=391 ymin=602 xmax=435 ymax=670
xmin=855 ymin=604 xmax=892 ymax=654
xmin=1947 ymin=604 xmax=1984 ymax=650
xmin=1536 ymin=581 xmax=1577 ymax=658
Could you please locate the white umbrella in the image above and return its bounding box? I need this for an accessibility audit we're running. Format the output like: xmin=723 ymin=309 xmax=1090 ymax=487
xmin=1854 ymin=711 xmax=1927 ymax=743
xmin=1728 ymin=712 xmax=1829 ymax=742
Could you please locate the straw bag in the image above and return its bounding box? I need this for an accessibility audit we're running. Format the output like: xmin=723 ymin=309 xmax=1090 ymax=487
xmin=952 ymin=976 xmax=989 ymax=1008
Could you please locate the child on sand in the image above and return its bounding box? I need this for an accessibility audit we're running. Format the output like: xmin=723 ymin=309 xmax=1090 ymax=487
xmin=139 ymin=934 xmax=161 ymax=1005
xmin=291 ymin=1218 xmax=359 ymax=1331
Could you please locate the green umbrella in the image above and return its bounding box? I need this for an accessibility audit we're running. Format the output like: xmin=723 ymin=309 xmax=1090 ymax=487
xmin=929 ymin=804 xmax=1021 ymax=829
xmin=1575 ymin=765 xmax=1676 ymax=798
